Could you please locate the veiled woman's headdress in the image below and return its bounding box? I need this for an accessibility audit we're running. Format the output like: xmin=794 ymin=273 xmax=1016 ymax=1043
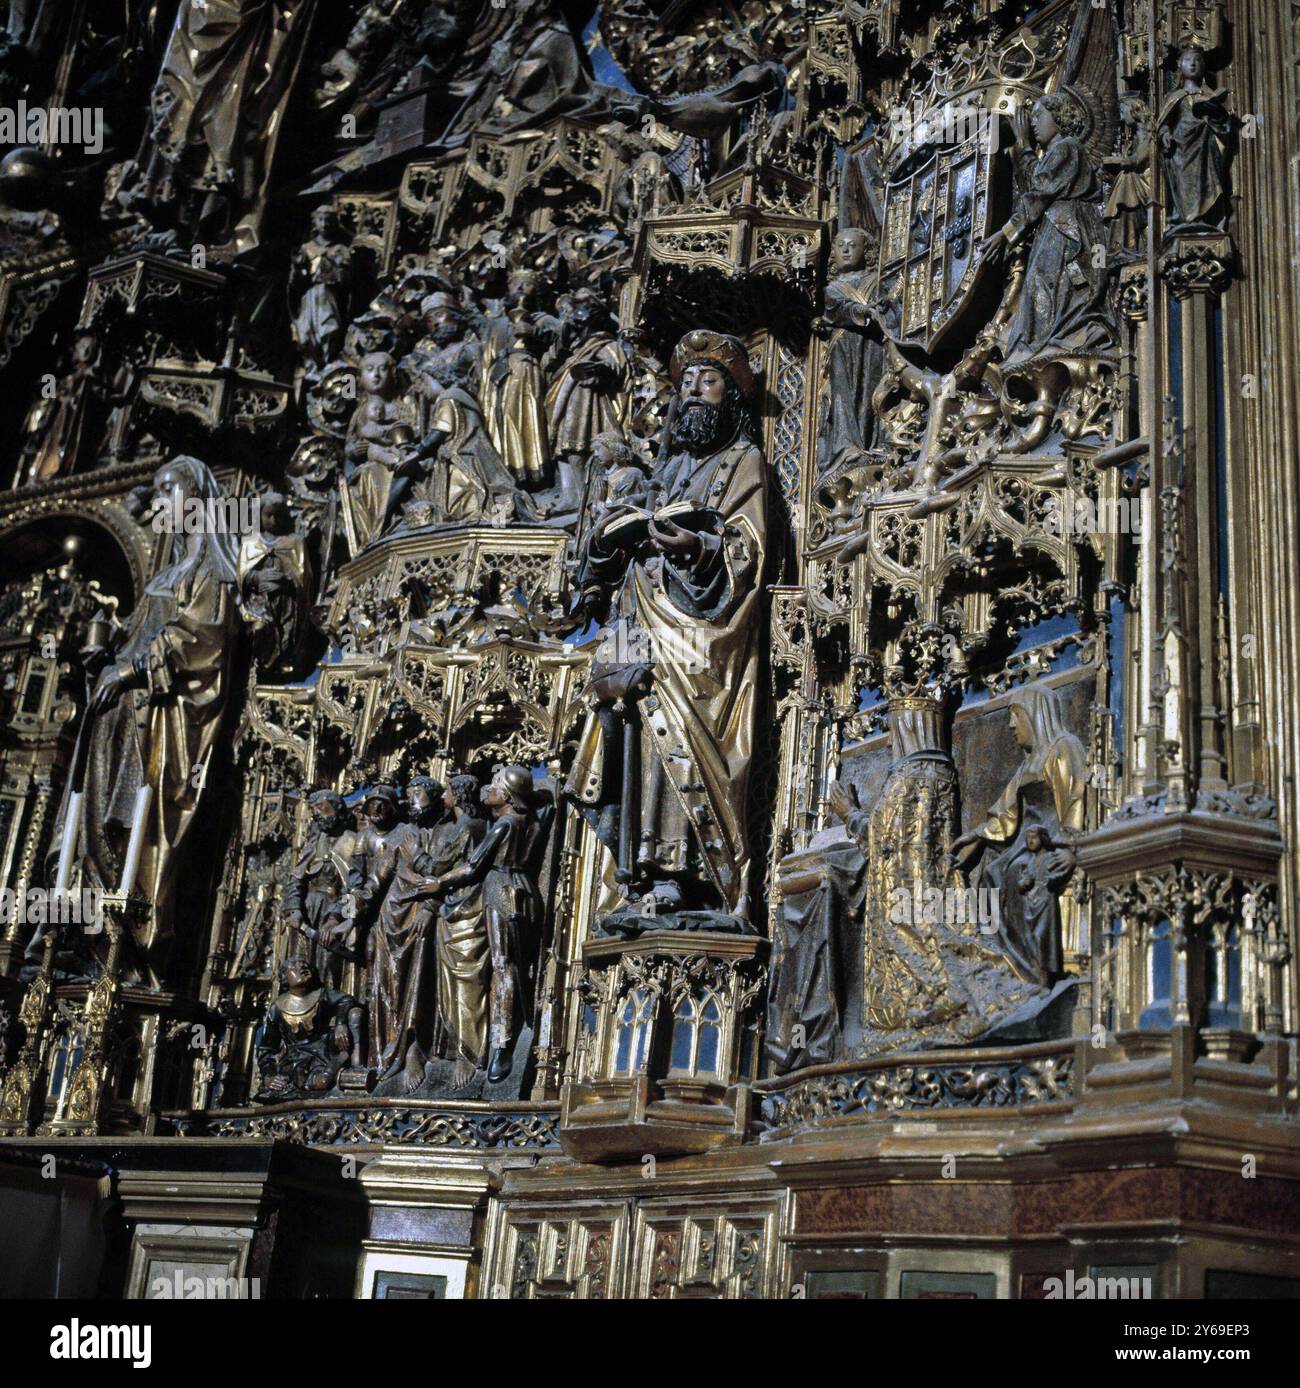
xmin=1006 ymin=683 xmax=1083 ymax=779
xmin=147 ymin=455 xmax=241 ymax=595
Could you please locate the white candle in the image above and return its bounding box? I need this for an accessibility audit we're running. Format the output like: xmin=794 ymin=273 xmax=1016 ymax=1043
xmin=118 ymin=785 xmax=153 ymax=895
xmin=54 ymin=791 xmax=83 ymax=893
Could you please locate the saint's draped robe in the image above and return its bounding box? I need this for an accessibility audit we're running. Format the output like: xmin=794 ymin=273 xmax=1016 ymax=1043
xmin=567 ymin=434 xmax=767 ymax=912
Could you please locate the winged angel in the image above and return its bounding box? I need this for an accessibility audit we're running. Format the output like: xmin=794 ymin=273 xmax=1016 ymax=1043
xmin=977 ymin=9 xmax=1120 ymax=366
xmin=845 ymin=2 xmax=1123 ymax=508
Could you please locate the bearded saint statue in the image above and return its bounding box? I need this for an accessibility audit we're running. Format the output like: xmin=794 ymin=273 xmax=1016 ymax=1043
xmin=566 ymin=330 xmax=767 ymax=925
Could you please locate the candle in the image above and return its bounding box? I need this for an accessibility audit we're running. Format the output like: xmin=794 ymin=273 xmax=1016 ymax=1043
xmin=54 ymin=791 xmax=83 ymax=893
xmin=118 ymin=785 xmax=153 ymax=895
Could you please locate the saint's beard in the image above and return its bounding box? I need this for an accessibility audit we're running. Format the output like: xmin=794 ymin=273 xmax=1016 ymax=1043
xmin=670 ymin=398 xmax=734 ymax=456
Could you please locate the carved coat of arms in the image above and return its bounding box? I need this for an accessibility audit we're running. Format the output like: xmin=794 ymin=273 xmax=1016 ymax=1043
xmin=873 ymin=129 xmax=995 ymax=353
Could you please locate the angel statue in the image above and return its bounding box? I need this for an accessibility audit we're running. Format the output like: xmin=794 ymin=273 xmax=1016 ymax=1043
xmin=979 ymin=92 xmax=1114 ymax=366
xmin=977 ymin=0 xmax=1118 ymax=366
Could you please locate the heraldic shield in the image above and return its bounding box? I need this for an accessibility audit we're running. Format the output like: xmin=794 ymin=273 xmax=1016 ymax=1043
xmin=874 ymin=128 xmax=996 ymax=354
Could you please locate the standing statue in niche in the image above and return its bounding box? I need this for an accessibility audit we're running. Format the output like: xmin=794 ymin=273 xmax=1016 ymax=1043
xmin=1104 ymin=94 xmax=1153 ymax=259
xmin=951 ymin=683 xmax=1086 ymax=987
xmin=979 ymin=94 xmax=1114 ymax=365
xmin=420 ymin=765 xmax=543 ymax=1085
xmin=544 ymin=292 xmax=631 ymax=514
xmin=236 ymin=492 xmax=312 ymax=676
xmin=485 ymin=307 xmax=550 ymax=489
xmin=22 ymin=331 xmax=106 ymax=483
xmin=35 ymin=457 xmax=241 ymax=980
xmin=289 ymin=205 xmax=353 ymax=377
xmin=827 ymin=695 xmax=1045 ymax=1054
xmin=228 ymin=849 xmax=277 ymax=980
xmin=1157 ymin=45 xmax=1233 ymax=237
xmin=814 ymin=227 xmax=886 ymax=476
xmin=566 ymin=330 xmax=767 ymax=924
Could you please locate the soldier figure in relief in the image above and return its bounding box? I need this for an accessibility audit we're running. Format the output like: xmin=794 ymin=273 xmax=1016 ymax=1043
xmin=282 ymin=789 xmax=360 ymax=990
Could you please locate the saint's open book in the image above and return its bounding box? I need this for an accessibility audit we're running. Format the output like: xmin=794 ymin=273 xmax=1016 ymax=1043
xmin=599 ymin=500 xmax=721 ymax=545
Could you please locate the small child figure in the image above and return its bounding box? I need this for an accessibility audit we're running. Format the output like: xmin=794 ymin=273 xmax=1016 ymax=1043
xmin=590 ymin=430 xmax=651 ymax=515
xmin=1013 ymin=826 xmax=1076 ymax=985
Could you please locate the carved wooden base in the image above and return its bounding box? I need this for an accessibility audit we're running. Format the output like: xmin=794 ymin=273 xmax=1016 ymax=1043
xmin=559 ymin=1073 xmax=752 ymax=1161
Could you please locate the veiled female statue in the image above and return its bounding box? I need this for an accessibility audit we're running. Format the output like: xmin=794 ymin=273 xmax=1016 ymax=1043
xmin=829 ymin=696 xmax=1043 ymax=1054
xmin=952 ymin=683 xmax=1086 ymax=987
xmin=980 ymin=94 xmax=1114 ymax=366
xmin=343 ymin=351 xmax=418 ymax=548
xmin=43 ymin=457 xmax=241 ymax=979
xmin=1157 ymin=46 xmax=1233 ymax=236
